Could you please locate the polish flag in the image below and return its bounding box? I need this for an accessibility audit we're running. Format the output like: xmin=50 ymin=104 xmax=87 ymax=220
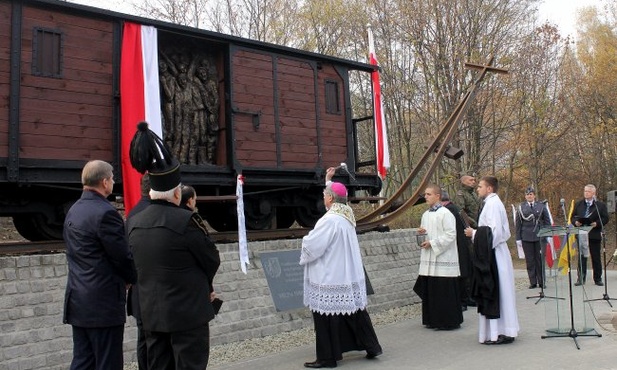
xmin=544 ymin=202 xmax=560 ymax=268
xmin=367 ymin=25 xmax=390 ymax=180
xmin=120 ymin=23 xmax=162 ymax=213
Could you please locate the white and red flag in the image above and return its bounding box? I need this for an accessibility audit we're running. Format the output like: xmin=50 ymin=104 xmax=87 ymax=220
xmin=236 ymin=174 xmax=249 ymax=274
xmin=367 ymin=25 xmax=390 ymax=180
xmin=544 ymin=202 xmax=560 ymax=268
xmin=120 ymin=22 xmax=162 ymax=213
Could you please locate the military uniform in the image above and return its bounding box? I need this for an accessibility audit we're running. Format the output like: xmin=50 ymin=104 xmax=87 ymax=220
xmin=454 ymin=185 xmax=481 ymax=228
xmin=515 ymin=201 xmax=550 ymax=286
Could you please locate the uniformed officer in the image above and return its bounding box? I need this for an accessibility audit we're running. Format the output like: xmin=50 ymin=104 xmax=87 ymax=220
xmin=515 ymin=187 xmax=550 ymax=288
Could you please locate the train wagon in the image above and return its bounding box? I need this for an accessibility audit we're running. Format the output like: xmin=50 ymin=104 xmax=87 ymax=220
xmin=0 ymin=0 xmax=382 ymax=240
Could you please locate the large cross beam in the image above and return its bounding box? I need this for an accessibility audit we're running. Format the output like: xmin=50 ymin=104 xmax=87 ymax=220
xmin=464 ymin=55 xmax=509 ymax=84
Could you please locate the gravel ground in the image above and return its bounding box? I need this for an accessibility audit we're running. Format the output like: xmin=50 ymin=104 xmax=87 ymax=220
xmin=123 ymin=277 xmax=530 ymax=369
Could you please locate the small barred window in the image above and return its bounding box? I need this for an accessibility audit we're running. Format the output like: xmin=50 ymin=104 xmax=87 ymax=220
xmin=32 ymin=28 xmax=63 ymax=78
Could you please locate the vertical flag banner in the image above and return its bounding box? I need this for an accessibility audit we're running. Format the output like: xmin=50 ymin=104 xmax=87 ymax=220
xmin=511 ymin=204 xmax=525 ymax=259
xmin=236 ymin=174 xmax=249 ymax=274
xmin=120 ymin=22 xmax=162 ymax=213
xmin=367 ymin=25 xmax=390 ymax=180
xmin=543 ymin=202 xmax=559 ymax=268
xmin=558 ymin=200 xmax=578 ymax=274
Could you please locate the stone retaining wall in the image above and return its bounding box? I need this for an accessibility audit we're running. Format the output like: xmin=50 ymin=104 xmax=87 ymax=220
xmin=0 ymin=229 xmax=421 ymax=370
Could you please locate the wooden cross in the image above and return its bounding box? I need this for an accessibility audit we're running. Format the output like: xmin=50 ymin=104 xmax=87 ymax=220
xmin=464 ymin=55 xmax=509 ymax=83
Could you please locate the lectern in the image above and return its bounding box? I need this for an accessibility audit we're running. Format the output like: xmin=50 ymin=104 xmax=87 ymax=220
xmin=538 ymin=225 xmax=601 ymax=349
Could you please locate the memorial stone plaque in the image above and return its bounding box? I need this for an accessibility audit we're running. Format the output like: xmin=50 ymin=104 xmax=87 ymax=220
xmin=260 ymin=249 xmax=305 ymax=312
xmin=260 ymin=249 xmax=374 ymax=312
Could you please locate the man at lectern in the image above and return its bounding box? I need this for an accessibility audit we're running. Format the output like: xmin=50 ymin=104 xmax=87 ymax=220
xmin=572 ymin=184 xmax=610 ymax=286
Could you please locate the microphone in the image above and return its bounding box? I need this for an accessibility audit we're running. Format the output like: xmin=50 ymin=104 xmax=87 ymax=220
xmin=559 ymin=198 xmax=567 ymax=224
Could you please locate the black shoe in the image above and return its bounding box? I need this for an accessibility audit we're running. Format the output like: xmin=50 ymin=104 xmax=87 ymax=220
xmin=595 ymin=281 xmax=604 ymax=286
xmin=484 ymin=335 xmax=515 ymax=345
xmin=461 ymin=305 xmax=468 ymax=312
xmin=574 ymin=281 xmax=582 ymax=286
xmin=437 ymin=324 xmax=461 ymax=331
xmin=466 ymin=298 xmax=477 ymax=307
xmin=366 ymin=350 xmax=383 ymax=359
xmin=538 ymin=284 xmax=544 ymax=288
xmin=528 ymin=284 xmax=537 ymax=289
xmin=304 ymin=360 xmax=337 ymax=368
xmin=497 ymin=335 xmax=515 ymax=344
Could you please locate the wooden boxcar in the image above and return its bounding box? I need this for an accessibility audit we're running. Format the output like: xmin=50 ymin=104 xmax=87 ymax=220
xmin=0 ymin=0 xmax=381 ymax=240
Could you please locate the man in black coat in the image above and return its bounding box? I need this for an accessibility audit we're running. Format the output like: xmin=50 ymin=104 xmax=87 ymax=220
xmin=441 ymin=189 xmax=474 ymax=310
xmin=127 ymin=121 xmax=220 ymax=370
xmin=63 ymin=160 xmax=137 ymax=370
xmin=127 ymin=183 xmax=220 ymax=370
xmin=572 ymin=184 xmax=610 ymax=286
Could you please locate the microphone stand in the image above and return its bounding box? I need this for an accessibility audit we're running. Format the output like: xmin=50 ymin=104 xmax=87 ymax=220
xmin=541 ymin=199 xmax=602 ymax=349
xmin=584 ymin=204 xmax=616 ymax=307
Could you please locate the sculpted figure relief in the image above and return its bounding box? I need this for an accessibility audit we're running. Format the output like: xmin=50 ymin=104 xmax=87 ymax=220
xmin=159 ymin=47 xmax=220 ymax=165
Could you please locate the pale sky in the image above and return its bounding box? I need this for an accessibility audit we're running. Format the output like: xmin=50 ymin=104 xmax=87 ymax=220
xmin=68 ymin=0 xmax=606 ymax=40
xmin=538 ymin=0 xmax=606 ymax=39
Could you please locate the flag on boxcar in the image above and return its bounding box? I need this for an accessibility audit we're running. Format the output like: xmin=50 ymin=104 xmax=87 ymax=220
xmin=236 ymin=174 xmax=249 ymax=273
xmin=367 ymin=25 xmax=390 ymax=180
xmin=120 ymin=23 xmax=162 ymax=213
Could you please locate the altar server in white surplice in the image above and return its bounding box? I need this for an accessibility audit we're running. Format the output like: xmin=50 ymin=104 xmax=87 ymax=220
xmin=413 ymin=184 xmax=463 ymax=330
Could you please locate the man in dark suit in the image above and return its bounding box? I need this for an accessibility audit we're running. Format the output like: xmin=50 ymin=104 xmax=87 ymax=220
xmin=63 ymin=160 xmax=137 ymax=370
xmin=127 ymin=122 xmax=220 ymax=370
xmin=515 ymin=187 xmax=551 ymax=289
xmin=572 ymin=184 xmax=610 ymax=286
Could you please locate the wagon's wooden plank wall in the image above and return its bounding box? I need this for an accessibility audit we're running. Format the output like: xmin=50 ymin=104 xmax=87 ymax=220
xmin=277 ymin=57 xmax=318 ymax=168
xmin=0 ymin=2 xmax=11 ymax=159
xmin=232 ymin=50 xmax=277 ymax=166
xmin=232 ymin=48 xmax=348 ymax=170
xmin=317 ymin=64 xmax=347 ymax=167
xmin=18 ymin=5 xmax=114 ymax=160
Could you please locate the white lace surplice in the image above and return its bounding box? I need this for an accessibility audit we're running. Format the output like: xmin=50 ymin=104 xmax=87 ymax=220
xmin=299 ymin=203 xmax=367 ymax=315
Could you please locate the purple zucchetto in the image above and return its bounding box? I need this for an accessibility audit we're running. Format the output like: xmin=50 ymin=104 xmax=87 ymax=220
xmin=331 ymin=182 xmax=348 ymax=197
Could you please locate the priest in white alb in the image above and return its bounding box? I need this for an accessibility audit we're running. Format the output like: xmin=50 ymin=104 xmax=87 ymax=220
xmin=299 ymin=168 xmax=382 ymax=368
xmin=465 ymin=176 xmax=519 ymax=345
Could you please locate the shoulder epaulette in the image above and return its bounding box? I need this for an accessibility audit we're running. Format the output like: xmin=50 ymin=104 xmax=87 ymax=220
xmin=191 ymin=213 xmax=210 ymax=236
